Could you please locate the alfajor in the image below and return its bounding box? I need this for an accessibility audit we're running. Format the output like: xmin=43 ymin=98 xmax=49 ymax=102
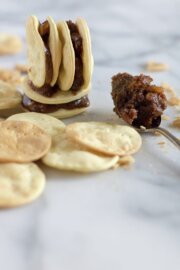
xmin=22 ymin=16 xmax=93 ymax=118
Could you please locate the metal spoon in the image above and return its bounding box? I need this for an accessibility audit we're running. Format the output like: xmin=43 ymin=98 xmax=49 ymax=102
xmin=133 ymin=116 xmax=180 ymax=150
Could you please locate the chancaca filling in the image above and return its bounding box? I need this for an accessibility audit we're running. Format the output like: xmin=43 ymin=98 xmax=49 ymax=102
xmin=29 ymin=20 xmax=55 ymax=97
xmin=66 ymin=20 xmax=84 ymax=91
xmin=22 ymin=94 xmax=90 ymax=113
xmin=39 ymin=20 xmax=53 ymax=85
xmin=111 ymin=73 xmax=167 ymax=128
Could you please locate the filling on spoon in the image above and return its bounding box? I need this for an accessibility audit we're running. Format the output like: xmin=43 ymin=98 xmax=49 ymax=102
xmin=111 ymin=73 xmax=167 ymax=128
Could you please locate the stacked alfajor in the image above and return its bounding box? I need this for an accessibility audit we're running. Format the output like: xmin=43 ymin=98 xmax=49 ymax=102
xmin=22 ymin=16 xmax=93 ymax=118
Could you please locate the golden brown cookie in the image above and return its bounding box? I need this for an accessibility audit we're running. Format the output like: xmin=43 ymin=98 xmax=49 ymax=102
xmin=0 ymin=68 xmax=22 ymax=85
xmin=0 ymin=120 xmax=51 ymax=163
xmin=23 ymin=77 xmax=90 ymax=104
xmin=57 ymin=21 xmax=75 ymax=91
xmin=8 ymin=112 xmax=65 ymax=137
xmin=0 ymin=33 xmax=22 ymax=55
xmin=76 ymin=18 xmax=93 ymax=89
xmin=42 ymin=129 xmax=119 ymax=172
xmin=26 ymin=16 xmax=61 ymax=87
xmin=0 ymin=163 xmax=45 ymax=208
xmin=0 ymin=80 xmax=22 ymax=110
xmin=66 ymin=122 xmax=142 ymax=156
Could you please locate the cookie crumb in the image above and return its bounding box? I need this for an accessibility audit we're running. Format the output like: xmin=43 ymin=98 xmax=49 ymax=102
xmin=146 ymin=61 xmax=169 ymax=72
xmin=161 ymin=82 xmax=180 ymax=107
xmin=171 ymin=116 xmax=180 ymax=128
xmin=14 ymin=64 xmax=28 ymax=74
xmin=0 ymin=68 xmax=23 ymax=85
xmin=154 ymin=131 xmax=162 ymax=136
xmin=0 ymin=34 xmax=22 ymax=55
xmin=162 ymin=115 xmax=170 ymax=121
xmin=117 ymin=156 xmax=135 ymax=168
xmin=161 ymin=82 xmax=174 ymax=93
xmin=168 ymin=96 xmax=180 ymax=106
xmin=158 ymin=141 xmax=166 ymax=145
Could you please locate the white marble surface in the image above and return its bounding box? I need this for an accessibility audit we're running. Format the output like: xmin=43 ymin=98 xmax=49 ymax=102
xmin=0 ymin=0 xmax=180 ymax=269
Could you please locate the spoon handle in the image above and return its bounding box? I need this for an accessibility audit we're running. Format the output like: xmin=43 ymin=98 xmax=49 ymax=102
xmin=153 ymin=127 xmax=180 ymax=150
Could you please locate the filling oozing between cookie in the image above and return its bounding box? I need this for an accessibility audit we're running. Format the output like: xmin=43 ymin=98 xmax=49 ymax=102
xmin=30 ymin=20 xmax=84 ymax=96
xmin=39 ymin=20 xmax=53 ymax=85
xmin=66 ymin=20 xmax=84 ymax=91
xmin=28 ymin=80 xmax=58 ymax=97
xmin=111 ymin=73 xmax=167 ymax=128
xmin=29 ymin=20 xmax=54 ymax=97
xmin=22 ymin=94 xmax=90 ymax=113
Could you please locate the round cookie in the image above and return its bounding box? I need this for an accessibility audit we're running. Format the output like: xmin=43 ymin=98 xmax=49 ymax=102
xmin=8 ymin=112 xmax=65 ymax=137
xmin=26 ymin=15 xmax=46 ymax=87
xmin=76 ymin=18 xmax=93 ymax=89
xmin=57 ymin=20 xmax=75 ymax=91
xmin=66 ymin=122 xmax=142 ymax=156
xmin=0 ymin=68 xmax=23 ymax=86
xmin=0 ymin=163 xmax=45 ymax=208
xmin=0 ymin=33 xmax=22 ymax=55
xmin=22 ymin=77 xmax=90 ymax=104
xmin=42 ymin=129 xmax=119 ymax=173
xmin=0 ymin=120 xmax=51 ymax=163
xmin=0 ymin=80 xmax=22 ymax=110
xmin=0 ymin=107 xmax=24 ymax=118
xmin=22 ymin=106 xmax=89 ymax=119
xmin=26 ymin=16 xmax=61 ymax=88
xmin=47 ymin=16 xmax=62 ymax=86
xmin=47 ymin=106 xmax=88 ymax=118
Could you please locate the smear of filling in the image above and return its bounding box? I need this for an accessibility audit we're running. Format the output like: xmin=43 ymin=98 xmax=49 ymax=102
xmin=30 ymin=20 xmax=54 ymax=97
xmin=66 ymin=20 xmax=84 ymax=91
xmin=111 ymin=73 xmax=167 ymax=128
xmin=39 ymin=20 xmax=53 ymax=85
xmin=22 ymin=94 xmax=90 ymax=113
xmin=29 ymin=80 xmax=58 ymax=97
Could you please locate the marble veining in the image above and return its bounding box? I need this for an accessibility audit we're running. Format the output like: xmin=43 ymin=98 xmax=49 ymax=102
xmin=0 ymin=0 xmax=180 ymax=269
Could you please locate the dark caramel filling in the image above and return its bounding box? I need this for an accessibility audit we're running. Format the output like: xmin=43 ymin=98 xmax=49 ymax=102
xmin=66 ymin=20 xmax=84 ymax=91
xmin=111 ymin=73 xmax=167 ymax=128
xmin=39 ymin=20 xmax=53 ymax=85
xmin=29 ymin=80 xmax=58 ymax=97
xmin=30 ymin=20 xmax=54 ymax=97
xmin=22 ymin=94 xmax=90 ymax=113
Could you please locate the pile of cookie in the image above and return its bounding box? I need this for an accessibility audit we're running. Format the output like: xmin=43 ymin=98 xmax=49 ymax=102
xmin=21 ymin=16 xmax=93 ymax=118
xmin=0 ymin=32 xmax=27 ymax=87
xmin=0 ymin=32 xmax=26 ymax=117
xmin=0 ymin=112 xmax=142 ymax=208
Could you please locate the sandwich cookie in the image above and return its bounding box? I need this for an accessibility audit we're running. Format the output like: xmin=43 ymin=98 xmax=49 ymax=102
xmin=57 ymin=18 xmax=93 ymax=91
xmin=22 ymin=16 xmax=93 ymax=118
xmin=21 ymin=77 xmax=90 ymax=118
xmin=26 ymin=15 xmax=61 ymax=89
